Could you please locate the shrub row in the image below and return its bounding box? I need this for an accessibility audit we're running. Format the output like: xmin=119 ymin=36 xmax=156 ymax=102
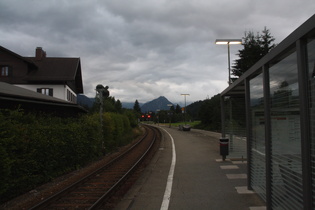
xmin=0 ymin=109 xmax=136 ymax=203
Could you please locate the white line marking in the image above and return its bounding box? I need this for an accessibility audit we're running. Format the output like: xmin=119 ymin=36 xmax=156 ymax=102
xmin=160 ymin=128 xmax=176 ymax=210
xmin=220 ymin=165 xmax=239 ymax=169
xmin=235 ymin=186 xmax=255 ymax=194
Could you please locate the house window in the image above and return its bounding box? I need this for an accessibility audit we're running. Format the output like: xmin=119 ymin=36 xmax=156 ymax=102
xmin=67 ymin=89 xmax=70 ymax=101
xmin=67 ymin=89 xmax=77 ymax=103
xmin=1 ymin=66 xmax=9 ymax=77
xmin=37 ymin=88 xmax=53 ymax=96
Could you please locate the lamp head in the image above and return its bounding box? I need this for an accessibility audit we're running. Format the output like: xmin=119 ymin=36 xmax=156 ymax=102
xmin=215 ymin=39 xmax=242 ymax=45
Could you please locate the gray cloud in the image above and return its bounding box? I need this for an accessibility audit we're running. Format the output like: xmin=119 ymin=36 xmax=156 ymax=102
xmin=0 ymin=0 xmax=314 ymax=104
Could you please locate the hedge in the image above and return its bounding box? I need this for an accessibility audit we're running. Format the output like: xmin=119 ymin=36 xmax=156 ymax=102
xmin=0 ymin=109 xmax=136 ymax=203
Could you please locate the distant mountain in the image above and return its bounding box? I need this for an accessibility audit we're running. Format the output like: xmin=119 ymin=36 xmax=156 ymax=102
xmin=141 ymin=96 xmax=174 ymax=113
xmin=122 ymin=102 xmax=144 ymax=109
xmin=121 ymin=102 xmax=134 ymax=109
xmin=77 ymin=94 xmax=93 ymax=108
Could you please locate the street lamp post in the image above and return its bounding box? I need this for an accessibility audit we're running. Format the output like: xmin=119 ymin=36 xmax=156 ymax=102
xmin=215 ymin=39 xmax=242 ymax=85
xmin=215 ymin=39 xmax=241 ymax=160
xmin=180 ymin=94 xmax=189 ymax=125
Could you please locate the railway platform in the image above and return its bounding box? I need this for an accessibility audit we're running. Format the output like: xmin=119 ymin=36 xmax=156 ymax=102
xmin=115 ymin=125 xmax=266 ymax=210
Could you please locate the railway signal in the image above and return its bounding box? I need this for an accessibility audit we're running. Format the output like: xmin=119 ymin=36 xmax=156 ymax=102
xmin=96 ymin=84 xmax=109 ymax=153
xmin=140 ymin=114 xmax=152 ymax=121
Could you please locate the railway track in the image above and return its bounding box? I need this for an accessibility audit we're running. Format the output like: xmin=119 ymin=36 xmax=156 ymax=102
xmin=29 ymin=124 xmax=160 ymax=210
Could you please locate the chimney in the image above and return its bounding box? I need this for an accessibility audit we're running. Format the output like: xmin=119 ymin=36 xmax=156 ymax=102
xmin=35 ymin=47 xmax=46 ymax=61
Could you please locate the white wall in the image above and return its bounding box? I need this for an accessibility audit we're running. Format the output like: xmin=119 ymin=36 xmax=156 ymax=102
xmin=15 ymin=84 xmax=77 ymax=103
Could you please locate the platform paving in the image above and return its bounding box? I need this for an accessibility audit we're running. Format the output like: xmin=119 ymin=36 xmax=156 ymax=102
xmin=114 ymin=125 xmax=266 ymax=210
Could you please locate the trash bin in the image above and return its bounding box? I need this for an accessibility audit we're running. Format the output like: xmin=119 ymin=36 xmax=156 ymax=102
xmin=219 ymin=138 xmax=229 ymax=160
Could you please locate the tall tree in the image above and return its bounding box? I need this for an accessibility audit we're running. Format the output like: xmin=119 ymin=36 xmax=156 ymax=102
xmin=260 ymin=27 xmax=276 ymax=55
xmin=232 ymin=27 xmax=276 ymax=78
xmin=115 ymin=99 xmax=122 ymax=113
xmin=103 ymin=96 xmax=116 ymax=112
xmin=133 ymin=100 xmax=141 ymax=113
xmin=199 ymin=94 xmax=221 ymax=131
xmin=175 ymin=104 xmax=182 ymax=114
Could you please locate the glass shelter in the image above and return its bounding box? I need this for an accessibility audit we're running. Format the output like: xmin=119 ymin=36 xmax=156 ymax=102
xmin=220 ymin=14 xmax=315 ymax=210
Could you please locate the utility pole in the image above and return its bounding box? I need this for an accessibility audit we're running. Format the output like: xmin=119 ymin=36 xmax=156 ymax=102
xmin=181 ymin=94 xmax=189 ymax=125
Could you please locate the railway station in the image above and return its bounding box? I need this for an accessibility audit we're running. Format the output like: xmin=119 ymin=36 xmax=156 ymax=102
xmin=1 ymin=11 xmax=314 ymax=210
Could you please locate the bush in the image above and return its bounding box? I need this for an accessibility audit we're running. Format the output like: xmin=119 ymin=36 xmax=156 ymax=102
xmin=0 ymin=109 xmax=135 ymax=203
xmin=101 ymin=112 xmax=133 ymax=153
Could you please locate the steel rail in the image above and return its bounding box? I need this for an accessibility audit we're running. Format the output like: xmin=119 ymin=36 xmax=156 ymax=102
xmin=89 ymin=125 xmax=159 ymax=209
xmin=29 ymin=125 xmax=158 ymax=210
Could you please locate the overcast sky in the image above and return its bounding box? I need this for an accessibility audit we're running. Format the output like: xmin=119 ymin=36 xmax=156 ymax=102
xmin=1 ymin=0 xmax=314 ymax=104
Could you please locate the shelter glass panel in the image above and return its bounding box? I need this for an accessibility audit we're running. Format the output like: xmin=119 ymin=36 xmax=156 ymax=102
xmin=307 ymin=38 xmax=315 ymax=208
xmin=223 ymin=96 xmax=247 ymax=159
xmin=249 ymin=72 xmax=266 ymax=200
xmin=269 ymin=48 xmax=303 ymax=209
